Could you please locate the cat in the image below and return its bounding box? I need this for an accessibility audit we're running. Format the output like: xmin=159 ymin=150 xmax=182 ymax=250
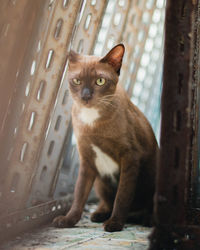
xmin=53 ymin=44 xmax=158 ymax=232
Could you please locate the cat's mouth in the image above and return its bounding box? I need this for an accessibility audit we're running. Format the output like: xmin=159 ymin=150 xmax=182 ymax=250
xmin=81 ymin=98 xmax=93 ymax=107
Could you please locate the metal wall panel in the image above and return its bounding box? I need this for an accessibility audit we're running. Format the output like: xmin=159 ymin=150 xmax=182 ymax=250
xmin=0 ymin=0 xmax=83 ymax=212
xmin=0 ymin=0 xmax=52 ymax=213
xmin=150 ymin=0 xmax=200 ymax=249
xmin=28 ymin=0 xmax=108 ymax=206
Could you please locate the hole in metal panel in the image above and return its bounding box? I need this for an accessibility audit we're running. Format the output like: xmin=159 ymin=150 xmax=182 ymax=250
xmin=37 ymin=40 xmax=41 ymax=52
xmin=142 ymin=12 xmax=150 ymax=24
xmin=45 ymin=49 xmax=54 ymax=69
xmin=25 ymin=82 xmax=31 ymax=97
xmin=54 ymin=18 xmax=63 ymax=39
xmin=146 ymin=0 xmax=154 ymax=9
xmin=152 ymin=9 xmax=161 ymax=23
xmin=14 ymin=127 xmax=18 ymax=135
xmin=118 ymin=0 xmax=125 ymax=7
xmin=174 ymin=147 xmax=180 ymax=169
xmin=16 ymin=70 xmax=19 ymax=78
xmin=62 ymin=90 xmax=68 ymax=105
xmin=138 ymin=30 xmax=145 ymax=42
xmin=84 ymin=13 xmax=92 ymax=30
xmin=28 ymin=112 xmax=36 ymax=131
xmin=55 ymin=115 xmax=62 ymax=131
xmin=91 ymin=0 xmax=96 ymax=5
xmin=113 ymin=13 xmax=121 ymax=26
xmin=178 ymin=73 xmax=183 ymax=94
xmin=145 ymin=38 xmax=153 ymax=52
xmin=40 ymin=166 xmax=47 ymax=181
xmin=107 ymin=36 xmax=115 ymax=49
xmin=24 ymin=215 xmax=30 ymax=222
xmin=52 ymin=206 xmax=56 ymax=211
xmin=30 ymin=60 xmax=36 ymax=75
xmin=37 ymin=81 xmax=46 ymax=101
xmin=3 ymin=23 xmax=10 ymax=37
xmin=48 ymin=141 xmax=55 ymax=156
xmin=179 ymin=35 xmax=185 ymax=52
xmin=181 ymin=2 xmax=186 ymax=18
xmin=63 ymin=0 xmax=69 ymax=8
xmin=20 ymin=143 xmax=28 ymax=162
xmin=77 ymin=39 xmax=84 ymax=53
xmin=10 ymin=173 xmax=20 ymax=193
xmin=156 ymin=0 xmax=164 ymax=8
xmin=7 ymin=147 xmax=13 ymax=161
xmin=21 ymin=103 xmax=25 ymax=115
xmin=149 ymin=24 xmax=157 ymax=38
xmin=173 ymin=110 xmax=182 ymax=132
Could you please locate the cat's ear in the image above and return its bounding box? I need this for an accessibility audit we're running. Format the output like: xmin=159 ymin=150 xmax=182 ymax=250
xmin=68 ymin=50 xmax=80 ymax=63
xmin=100 ymin=44 xmax=125 ymax=75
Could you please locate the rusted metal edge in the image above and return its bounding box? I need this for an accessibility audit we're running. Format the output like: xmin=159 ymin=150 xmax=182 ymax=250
xmin=0 ymin=195 xmax=72 ymax=244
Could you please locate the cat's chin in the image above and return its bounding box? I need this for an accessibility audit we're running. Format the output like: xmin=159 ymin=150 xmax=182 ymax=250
xmin=81 ymin=100 xmax=95 ymax=108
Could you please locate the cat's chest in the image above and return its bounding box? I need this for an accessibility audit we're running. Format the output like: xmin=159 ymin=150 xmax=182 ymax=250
xmin=91 ymin=144 xmax=119 ymax=182
xmin=78 ymin=107 xmax=100 ymax=126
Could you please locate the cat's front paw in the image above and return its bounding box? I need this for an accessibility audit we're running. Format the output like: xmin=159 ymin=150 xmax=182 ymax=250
xmin=52 ymin=214 xmax=79 ymax=228
xmin=103 ymin=217 xmax=124 ymax=232
xmin=91 ymin=211 xmax=111 ymax=223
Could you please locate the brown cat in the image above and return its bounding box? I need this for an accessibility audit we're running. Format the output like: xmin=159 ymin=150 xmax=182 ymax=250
xmin=53 ymin=44 xmax=158 ymax=232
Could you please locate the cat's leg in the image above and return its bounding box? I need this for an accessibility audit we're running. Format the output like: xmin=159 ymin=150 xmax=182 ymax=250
xmin=91 ymin=201 xmax=111 ymax=222
xmin=53 ymin=164 xmax=96 ymax=228
xmin=91 ymin=177 xmax=115 ymax=222
xmin=104 ymin=154 xmax=140 ymax=232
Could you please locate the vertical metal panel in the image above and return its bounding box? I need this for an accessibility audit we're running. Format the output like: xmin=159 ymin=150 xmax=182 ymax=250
xmin=0 ymin=0 xmax=51 ymax=213
xmin=0 ymin=0 xmax=83 ymax=213
xmin=150 ymin=0 xmax=198 ymax=249
xmin=28 ymin=0 xmax=108 ymax=205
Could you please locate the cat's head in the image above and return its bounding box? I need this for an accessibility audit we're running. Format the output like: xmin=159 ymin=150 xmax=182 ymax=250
xmin=67 ymin=44 xmax=125 ymax=107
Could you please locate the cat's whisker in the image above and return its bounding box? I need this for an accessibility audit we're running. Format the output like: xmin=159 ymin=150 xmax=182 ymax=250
xmin=97 ymin=97 xmax=115 ymax=105
xmin=97 ymin=99 xmax=118 ymax=110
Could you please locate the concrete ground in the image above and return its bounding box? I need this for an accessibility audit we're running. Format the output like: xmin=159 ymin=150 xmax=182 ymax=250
xmin=2 ymin=205 xmax=151 ymax=250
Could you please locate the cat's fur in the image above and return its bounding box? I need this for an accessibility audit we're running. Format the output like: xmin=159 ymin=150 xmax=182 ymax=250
xmin=53 ymin=44 xmax=158 ymax=232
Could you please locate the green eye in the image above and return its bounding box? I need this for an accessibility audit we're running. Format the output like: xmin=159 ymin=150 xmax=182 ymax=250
xmin=96 ymin=78 xmax=105 ymax=86
xmin=73 ymin=78 xmax=81 ymax=85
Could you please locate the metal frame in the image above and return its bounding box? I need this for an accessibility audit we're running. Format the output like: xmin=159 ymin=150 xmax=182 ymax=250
xmin=149 ymin=1 xmax=200 ymax=249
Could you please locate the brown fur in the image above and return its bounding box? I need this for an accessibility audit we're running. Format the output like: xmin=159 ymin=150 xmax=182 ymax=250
xmin=53 ymin=44 xmax=158 ymax=232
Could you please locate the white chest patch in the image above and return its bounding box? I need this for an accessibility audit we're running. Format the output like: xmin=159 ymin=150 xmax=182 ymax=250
xmin=91 ymin=144 xmax=119 ymax=181
xmin=79 ymin=107 xmax=100 ymax=126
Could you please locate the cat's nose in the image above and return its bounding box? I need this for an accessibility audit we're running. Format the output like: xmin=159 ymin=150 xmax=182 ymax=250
xmin=81 ymin=87 xmax=92 ymax=101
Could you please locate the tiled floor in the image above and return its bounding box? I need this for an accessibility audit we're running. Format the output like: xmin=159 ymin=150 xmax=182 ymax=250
xmin=2 ymin=205 xmax=151 ymax=250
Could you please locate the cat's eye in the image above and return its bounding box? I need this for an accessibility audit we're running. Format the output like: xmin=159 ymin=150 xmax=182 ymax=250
xmin=73 ymin=78 xmax=81 ymax=85
xmin=96 ymin=78 xmax=105 ymax=86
